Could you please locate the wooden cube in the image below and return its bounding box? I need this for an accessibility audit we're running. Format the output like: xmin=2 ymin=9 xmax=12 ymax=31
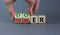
xmin=23 ymin=13 xmax=30 ymax=23
xmin=30 ymin=15 xmax=38 ymax=24
xmin=15 ymin=13 xmax=23 ymax=23
xmin=37 ymin=15 xmax=46 ymax=23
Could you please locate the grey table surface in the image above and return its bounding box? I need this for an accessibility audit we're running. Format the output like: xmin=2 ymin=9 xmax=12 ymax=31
xmin=0 ymin=21 xmax=60 ymax=35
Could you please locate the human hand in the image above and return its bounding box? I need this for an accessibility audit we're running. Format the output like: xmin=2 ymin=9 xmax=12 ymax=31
xmin=25 ymin=0 xmax=40 ymax=16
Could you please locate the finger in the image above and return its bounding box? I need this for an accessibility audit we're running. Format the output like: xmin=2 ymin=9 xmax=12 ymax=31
xmin=33 ymin=0 xmax=40 ymax=13
xmin=5 ymin=0 xmax=16 ymax=5
xmin=27 ymin=1 xmax=35 ymax=16
xmin=28 ymin=5 xmax=34 ymax=16
xmin=11 ymin=17 xmax=15 ymax=22
xmin=28 ymin=10 xmax=33 ymax=16
xmin=10 ymin=11 xmax=16 ymax=17
xmin=10 ymin=12 xmax=16 ymax=22
xmin=6 ymin=3 xmax=16 ymax=17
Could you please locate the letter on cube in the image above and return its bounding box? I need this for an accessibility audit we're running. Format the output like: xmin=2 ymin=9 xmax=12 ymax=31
xmin=38 ymin=15 xmax=46 ymax=23
xmin=30 ymin=16 xmax=38 ymax=24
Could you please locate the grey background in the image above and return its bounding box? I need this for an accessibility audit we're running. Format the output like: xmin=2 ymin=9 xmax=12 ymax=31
xmin=0 ymin=0 xmax=60 ymax=35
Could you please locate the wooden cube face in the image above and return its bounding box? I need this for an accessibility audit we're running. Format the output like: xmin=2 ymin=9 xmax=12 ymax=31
xmin=38 ymin=15 xmax=46 ymax=23
xmin=15 ymin=13 xmax=22 ymax=18
xmin=30 ymin=16 xmax=38 ymax=24
xmin=23 ymin=13 xmax=30 ymax=23
xmin=15 ymin=13 xmax=23 ymax=23
xmin=15 ymin=18 xmax=22 ymax=23
xmin=23 ymin=13 xmax=30 ymax=18
xmin=23 ymin=18 xmax=30 ymax=23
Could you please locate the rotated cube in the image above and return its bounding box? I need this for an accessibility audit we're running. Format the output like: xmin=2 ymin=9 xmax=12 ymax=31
xmin=15 ymin=13 xmax=23 ymax=23
xmin=23 ymin=13 xmax=30 ymax=24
